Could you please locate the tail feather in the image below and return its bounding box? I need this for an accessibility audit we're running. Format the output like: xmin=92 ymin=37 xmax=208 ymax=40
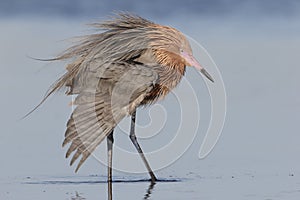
xmin=22 ymin=57 xmax=82 ymax=119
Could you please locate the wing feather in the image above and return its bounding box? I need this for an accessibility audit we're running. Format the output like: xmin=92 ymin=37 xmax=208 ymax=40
xmin=63 ymin=62 xmax=158 ymax=171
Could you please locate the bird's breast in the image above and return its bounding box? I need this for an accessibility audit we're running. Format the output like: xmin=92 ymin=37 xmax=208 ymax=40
xmin=141 ymin=64 xmax=185 ymax=105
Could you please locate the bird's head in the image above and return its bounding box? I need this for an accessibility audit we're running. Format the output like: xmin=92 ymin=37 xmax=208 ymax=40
xmin=86 ymin=13 xmax=214 ymax=82
xmin=150 ymin=25 xmax=214 ymax=82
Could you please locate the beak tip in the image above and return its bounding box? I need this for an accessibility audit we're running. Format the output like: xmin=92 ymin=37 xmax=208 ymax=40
xmin=200 ymin=69 xmax=214 ymax=83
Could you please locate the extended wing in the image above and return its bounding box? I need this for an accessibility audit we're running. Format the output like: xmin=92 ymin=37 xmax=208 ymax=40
xmin=63 ymin=62 xmax=158 ymax=172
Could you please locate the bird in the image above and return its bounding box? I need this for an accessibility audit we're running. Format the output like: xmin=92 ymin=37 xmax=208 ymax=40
xmin=30 ymin=13 xmax=214 ymax=183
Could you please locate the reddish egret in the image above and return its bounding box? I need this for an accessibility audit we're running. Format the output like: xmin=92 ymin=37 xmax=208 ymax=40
xmin=32 ymin=13 xmax=214 ymax=183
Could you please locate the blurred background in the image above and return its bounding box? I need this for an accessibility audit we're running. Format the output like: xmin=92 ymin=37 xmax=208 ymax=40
xmin=0 ymin=0 xmax=299 ymax=199
xmin=1 ymin=0 xmax=300 ymax=19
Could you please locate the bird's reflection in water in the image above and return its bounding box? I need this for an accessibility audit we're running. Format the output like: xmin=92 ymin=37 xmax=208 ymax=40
xmin=68 ymin=180 xmax=157 ymax=200
xmin=108 ymin=181 xmax=112 ymax=200
xmin=107 ymin=180 xmax=156 ymax=200
xmin=143 ymin=182 xmax=156 ymax=200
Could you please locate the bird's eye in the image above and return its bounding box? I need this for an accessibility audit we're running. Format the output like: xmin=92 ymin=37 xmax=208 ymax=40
xmin=180 ymin=49 xmax=184 ymax=53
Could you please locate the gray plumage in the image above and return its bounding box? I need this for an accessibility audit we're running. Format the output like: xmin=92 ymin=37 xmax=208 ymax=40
xmin=64 ymin=62 xmax=158 ymax=172
xmin=29 ymin=13 xmax=214 ymax=174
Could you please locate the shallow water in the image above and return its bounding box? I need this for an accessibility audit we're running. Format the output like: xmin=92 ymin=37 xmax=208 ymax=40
xmin=1 ymin=174 xmax=300 ymax=200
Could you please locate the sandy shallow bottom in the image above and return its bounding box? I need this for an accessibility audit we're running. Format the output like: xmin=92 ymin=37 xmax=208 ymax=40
xmin=1 ymin=173 xmax=300 ymax=200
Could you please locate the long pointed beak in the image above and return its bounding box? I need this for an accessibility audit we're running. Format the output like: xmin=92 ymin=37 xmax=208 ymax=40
xmin=181 ymin=52 xmax=214 ymax=83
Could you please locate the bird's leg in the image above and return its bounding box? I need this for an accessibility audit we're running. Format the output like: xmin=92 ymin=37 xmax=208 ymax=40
xmin=107 ymin=130 xmax=114 ymax=200
xmin=107 ymin=131 xmax=114 ymax=182
xmin=130 ymin=110 xmax=157 ymax=183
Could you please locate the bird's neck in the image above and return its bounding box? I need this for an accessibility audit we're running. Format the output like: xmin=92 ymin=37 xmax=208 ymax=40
xmin=152 ymin=50 xmax=186 ymax=97
xmin=153 ymin=49 xmax=186 ymax=76
xmin=139 ymin=49 xmax=186 ymax=105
